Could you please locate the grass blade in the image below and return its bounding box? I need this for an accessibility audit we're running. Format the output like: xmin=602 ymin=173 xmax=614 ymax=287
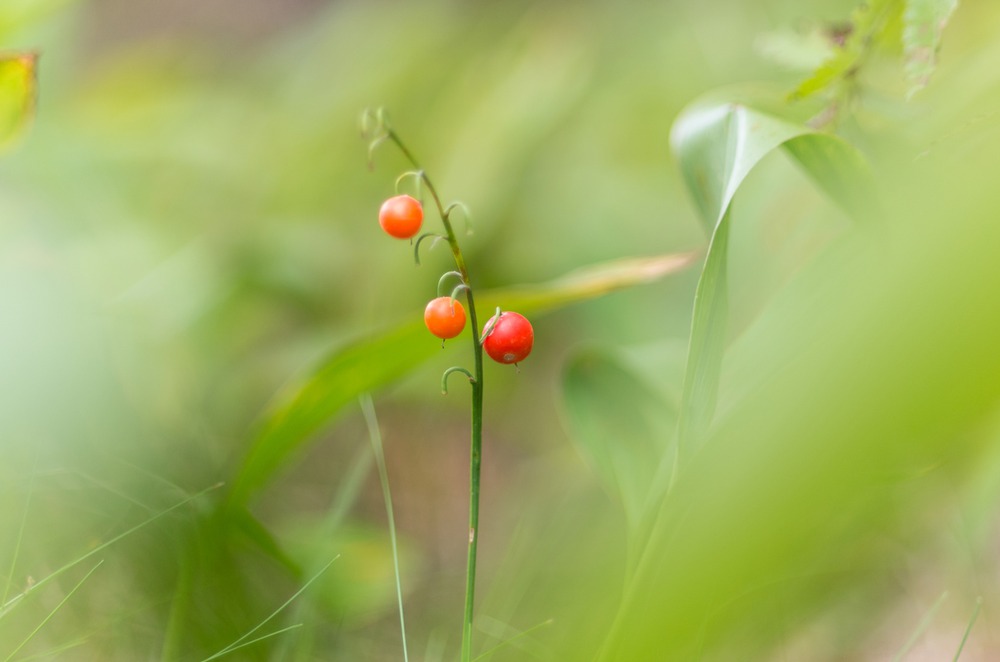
xmin=892 ymin=591 xmax=948 ymax=662
xmin=359 ymin=394 xmax=409 ymax=662
xmin=3 ymin=561 xmax=103 ymax=662
xmin=200 ymin=555 xmax=338 ymax=662
xmin=2 ymin=451 xmax=37 ymax=608
xmin=199 ymin=624 xmax=303 ymax=662
xmin=952 ymin=597 xmax=982 ymax=662
xmin=471 ymin=619 xmax=554 ymax=662
xmin=9 ymin=634 xmax=91 ymax=661
xmin=1 ymin=483 xmax=222 ymax=619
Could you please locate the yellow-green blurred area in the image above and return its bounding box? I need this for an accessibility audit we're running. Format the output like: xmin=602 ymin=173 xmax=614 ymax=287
xmin=2 ymin=0 xmax=1000 ymax=659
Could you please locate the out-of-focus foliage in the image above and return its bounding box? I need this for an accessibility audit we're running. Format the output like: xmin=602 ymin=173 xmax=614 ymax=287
xmin=1 ymin=0 xmax=1000 ymax=660
xmin=902 ymin=0 xmax=959 ymax=96
xmin=0 ymin=52 xmax=36 ymax=150
xmin=0 ymin=0 xmax=71 ymax=42
xmin=790 ymin=0 xmax=903 ymax=103
xmin=669 ymin=96 xmax=874 ymax=473
xmin=230 ymin=252 xmax=694 ymax=508
xmin=562 ymin=347 xmax=677 ymax=535
xmin=791 ymin=0 xmax=960 ymax=121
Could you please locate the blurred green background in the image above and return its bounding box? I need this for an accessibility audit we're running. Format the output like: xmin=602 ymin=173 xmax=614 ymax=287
xmin=2 ymin=0 xmax=1000 ymax=659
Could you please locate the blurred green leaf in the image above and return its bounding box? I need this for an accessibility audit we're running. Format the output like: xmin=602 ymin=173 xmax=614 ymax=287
xmin=477 ymin=252 xmax=697 ymax=314
xmin=283 ymin=523 xmax=405 ymax=625
xmin=0 ymin=0 xmax=72 ymax=41
xmin=597 ymin=147 xmax=1000 ymax=658
xmin=675 ymin=210 xmax=731 ymax=461
xmin=754 ymin=28 xmax=834 ymax=72
xmin=226 ymin=321 xmax=430 ymax=508
xmin=670 ymin=98 xmax=873 ymax=461
xmin=562 ymin=349 xmax=676 ymax=532
xmin=789 ymin=0 xmax=902 ymax=102
xmin=227 ymin=253 xmax=696 ymax=506
xmin=0 ymin=51 xmax=37 ymax=150
xmin=903 ymin=0 xmax=959 ymax=97
xmin=1 ymin=483 xmax=221 ymax=621
xmin=232 ymin=507 xmax=303 ymax=577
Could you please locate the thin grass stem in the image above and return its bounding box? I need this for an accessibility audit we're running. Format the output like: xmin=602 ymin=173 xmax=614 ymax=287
xmin=200 ymin=556 xmax=338 ymax=662
xmin=10 ymin=633 xmax=92 ymax=661
xmin=359 ymin=394 xmax=410 ymax=662
xmin=952 ymin=597 xmax=982 ymax=662
xmin=200 ymin=624 xmax=304 ymax=661
xmin=2 ymin=449 xmax=37 ymax=608
xmin=3 ymin=560 xmax=104 ymax=662
xmin=471 ymin=619 xmax=555 ymax=662
xmin=891 ymin=591 xmax=948 ymax=662
xmin=0 ymin=482 xmax=223 ymax=619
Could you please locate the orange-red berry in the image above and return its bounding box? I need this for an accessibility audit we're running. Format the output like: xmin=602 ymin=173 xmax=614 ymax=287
xmin=482 ymin=312 xmax=533 ymax=364
xmin=379 ymin=194 xmax=423 ymax=239
xmin=424 ymin=296 xmax=467 ymax=339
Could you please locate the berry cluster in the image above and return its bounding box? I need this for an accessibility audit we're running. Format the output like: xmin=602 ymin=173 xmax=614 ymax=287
xmin=377 ymin=194 xmax=534 ymax=366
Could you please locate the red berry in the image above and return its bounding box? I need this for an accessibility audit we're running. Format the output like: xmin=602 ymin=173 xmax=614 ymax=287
xmin=424 ymin=297 xmax=467 ymax=339
xmin=482 ymin=312 xmax=533 ymax=364
xmin=379 ymin=194 xmax=423 ymax=239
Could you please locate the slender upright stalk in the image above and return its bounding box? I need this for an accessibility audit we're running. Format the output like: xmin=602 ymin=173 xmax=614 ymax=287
xmin=385 ymin=129 xmax=484 ymax=662
xmin=360 ymin=394 xmax=409 ymax=662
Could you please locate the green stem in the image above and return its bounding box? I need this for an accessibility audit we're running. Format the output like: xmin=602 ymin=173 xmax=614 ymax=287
xmin=463 ymin=291 xmax=484 ymax=662
xmin=385 ymin=128 xmax=484 ymax=662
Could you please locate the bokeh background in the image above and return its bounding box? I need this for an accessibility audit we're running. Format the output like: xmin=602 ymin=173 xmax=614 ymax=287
xmin=3 ymin=0 xmax=1000 ymax=659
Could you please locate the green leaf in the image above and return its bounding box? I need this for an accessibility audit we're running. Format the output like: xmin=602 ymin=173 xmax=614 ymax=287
xmin=669 ymin=97 xmax=873 ymax=462
xmin=0 ymin=52 xmax=37 ymax=150
xmin=903 ymin=0 xmax=959 ymax=97
xmin=675 ymin=209 xmax=731 ymax=456
xmin=561 ymin=349 xmax=677 ymax=532
xmin=227 ymin=253 xmax=696 ymax=507
xmin=596 ymin=134 xmax=1000 ymax=658
xmin=672 ymin=99 xmax=816 ymax=234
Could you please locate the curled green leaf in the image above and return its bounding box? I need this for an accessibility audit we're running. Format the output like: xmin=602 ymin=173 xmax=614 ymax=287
xmin=670 ymin=96 xmax=875 ymax=465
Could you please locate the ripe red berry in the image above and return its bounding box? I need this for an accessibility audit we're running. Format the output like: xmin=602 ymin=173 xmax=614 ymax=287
xmin=482 ymin=311 xmax=533 ymax=364
xmin=424 ymin=296 xmax=467 ymax=339
xmin=379 ymin=194 xmax=423 ymax=239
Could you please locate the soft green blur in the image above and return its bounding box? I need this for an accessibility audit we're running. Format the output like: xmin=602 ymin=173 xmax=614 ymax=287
xmin=2 ymin=0 xmax=1000 ymax=660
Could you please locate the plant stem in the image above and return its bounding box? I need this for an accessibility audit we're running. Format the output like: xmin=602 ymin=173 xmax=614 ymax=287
xmin=386 ymin=128 xmax=484 ymax=662
xmin=463 ymin=306 xmax=484 ymax=662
